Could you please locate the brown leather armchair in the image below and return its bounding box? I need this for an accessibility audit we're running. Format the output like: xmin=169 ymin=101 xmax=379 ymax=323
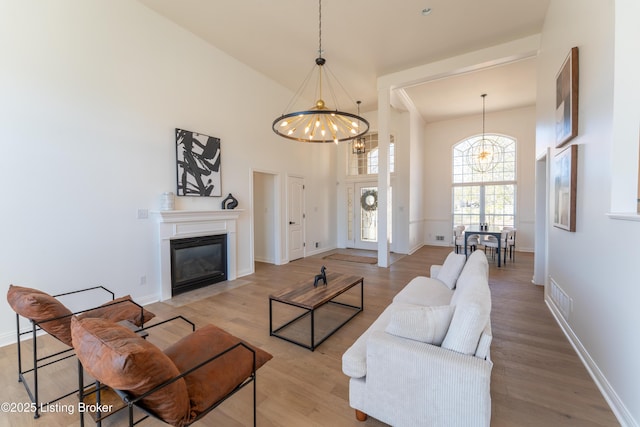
xmin=6 ymin=284 xmax=154 ymax=418
xmin=72 ymin=316 xmax=272 ymax=427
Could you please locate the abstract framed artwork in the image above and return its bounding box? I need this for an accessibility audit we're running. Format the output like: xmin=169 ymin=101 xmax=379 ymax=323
xmin=555 ymin=47 xmax=579 ymax=147
xmin=553 ymin=144 xmax=577 ymax=232
xmin=175 ymin=128 xmax=221 ymax=197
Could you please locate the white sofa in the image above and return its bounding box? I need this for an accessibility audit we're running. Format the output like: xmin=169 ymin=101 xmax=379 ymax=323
xmin=341 ymin=250 xmax=493 ymax=427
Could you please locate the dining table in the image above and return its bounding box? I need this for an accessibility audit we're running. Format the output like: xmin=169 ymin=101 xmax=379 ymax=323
xmin=464 ymin=227 xmax=504 ymax=267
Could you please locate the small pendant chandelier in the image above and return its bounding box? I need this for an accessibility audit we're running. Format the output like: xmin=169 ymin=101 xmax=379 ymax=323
xmin=272 ymin=0 xmax=369 ymax=144
xmin=352 ymin=101 xmax=367 ymax=154
xmin=466 ymin=94 xmax=502 ymax=173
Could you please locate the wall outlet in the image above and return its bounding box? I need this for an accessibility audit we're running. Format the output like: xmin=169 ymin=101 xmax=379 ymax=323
xmin=137 ymin=209 xmax=149 ymax=219
xmin=315 ymin=242 xmax=319 ymax=248
xmin=139 ymin=275 xmax=147 ymax=286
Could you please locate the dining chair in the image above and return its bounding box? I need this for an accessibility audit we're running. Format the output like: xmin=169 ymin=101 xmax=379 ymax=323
xmin=506 ymin=228 xmax=517 ymax=261
xmin=483 ymin=229 xmax=509 ymax=264
xmin=453 ymin=225 xmax=466 ymax=253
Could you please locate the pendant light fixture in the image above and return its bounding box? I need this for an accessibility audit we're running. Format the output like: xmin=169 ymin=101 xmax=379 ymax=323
xmin=272 ymin=0 xmax=369 ymax=143
xmin=466 ymin=94 xmax=502 ymax=173
xmin=352 ymin=101 xmax=366 ymax=154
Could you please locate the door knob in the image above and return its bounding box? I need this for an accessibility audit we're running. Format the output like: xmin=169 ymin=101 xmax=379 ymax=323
xmin=289 ymin=221 xmax=295 ymax=225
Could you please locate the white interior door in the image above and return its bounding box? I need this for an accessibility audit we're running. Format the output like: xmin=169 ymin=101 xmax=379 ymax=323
xmin=288 ymin=176 xmax=305 ymax=261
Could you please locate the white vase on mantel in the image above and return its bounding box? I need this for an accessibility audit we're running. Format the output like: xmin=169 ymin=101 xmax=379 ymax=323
xmin=160 ymin=192 xmax=175 ymax=211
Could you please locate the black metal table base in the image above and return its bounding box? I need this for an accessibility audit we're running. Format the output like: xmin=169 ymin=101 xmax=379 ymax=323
xmin=269 ymin=280 xmax=363 ymax=351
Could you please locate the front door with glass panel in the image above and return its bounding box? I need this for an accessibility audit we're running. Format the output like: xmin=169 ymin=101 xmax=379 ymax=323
xmin=348 ymin=182 xmax=378 ymax=250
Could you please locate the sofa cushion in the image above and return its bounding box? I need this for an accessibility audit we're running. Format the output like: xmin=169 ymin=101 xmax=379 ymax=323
xmin=78 ymin=295 xmax=155 ymax=326
xmin=7 ymin=285 xmax=74 ymax=346
xmin=435 ymin=252 xmax=466 ymax=289
xmin=70 ymin=317 xmax=190 ymax=426
xmin=163 ymin=324 xmax=272 ymax=419
xmin=392 ymin=277 xmax=453 ymax=307
xmin=442 ymin=251 xmax=491 ymax=355
xmin=384 ymin=305 xmax=454 ymax=345
xmin=342 ymin=302 xmax=418 ymax=378
xmin=453 ymin=250 xmax=488 ymax=293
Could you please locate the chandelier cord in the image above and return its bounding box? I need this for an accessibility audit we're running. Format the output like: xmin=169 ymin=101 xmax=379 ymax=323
xmin=481 ymin=93 xmax=487 ymax=150
xmin=318 ymin=0 xmax=322 ymax=59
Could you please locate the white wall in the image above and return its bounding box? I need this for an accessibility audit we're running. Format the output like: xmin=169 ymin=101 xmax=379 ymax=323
xmin=0 ymin=0 xmax=337 ymax=345
xmin=537 ymin=0 xmax=640 ymax=425
xmin=408 ymin=107 xmax=427 ymax=254
xmin=423 ymin=106 xmax=537 ymax=250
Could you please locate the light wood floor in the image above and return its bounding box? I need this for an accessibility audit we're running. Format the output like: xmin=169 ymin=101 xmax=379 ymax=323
xmin=0 ymin=246 xmax=619 ymax=426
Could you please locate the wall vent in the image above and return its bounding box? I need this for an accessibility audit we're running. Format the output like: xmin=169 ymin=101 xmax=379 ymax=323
xmin=549 ymin=278 xmax=572 ymax=320
xmin=436 ymin=235 xmax=445 ymax=241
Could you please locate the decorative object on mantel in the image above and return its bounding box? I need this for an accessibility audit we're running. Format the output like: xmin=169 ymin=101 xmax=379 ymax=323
xmin=160 ymin=192 xmax=175 ymax=211
xmin=271 ymin=0 xmax=369 ymax=143
xmin=555 ymin=47 xmax=579 ymax=148
xmin=553 ymin=144 xmax=578 ymax=232
xmin=175 ymin=128 xmax=221 ymax=197
xmin=221 ymin=193 xmax=238 ymax=210
xmin=466 ymin=94 xmax=502 ymax=173
xmin=313 ymin=266 xmax=327 ymax=287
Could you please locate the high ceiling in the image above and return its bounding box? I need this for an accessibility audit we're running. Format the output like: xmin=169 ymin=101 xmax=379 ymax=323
xmin=137 ymin=0 xmax=549 ymax=123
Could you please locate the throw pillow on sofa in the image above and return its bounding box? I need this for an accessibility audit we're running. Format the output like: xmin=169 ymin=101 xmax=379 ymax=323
xmin=384 ymin=305 xmax=455 ymax=345
xmin=436 ymin=252 xmax=466 ymax=289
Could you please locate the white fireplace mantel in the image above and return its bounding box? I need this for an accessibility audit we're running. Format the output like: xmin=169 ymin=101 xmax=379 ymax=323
xmin=154 ymin=209 xmax=243 ymax=301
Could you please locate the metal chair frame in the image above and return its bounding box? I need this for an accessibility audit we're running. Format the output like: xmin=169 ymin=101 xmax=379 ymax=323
xmin=14 ymin=286 xmax=146 ymax=418
xmin=77 ymin=316 xmax=258 ymax=427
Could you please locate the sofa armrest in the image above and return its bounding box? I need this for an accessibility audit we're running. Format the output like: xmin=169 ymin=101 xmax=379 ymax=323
xmin=430 ymin=264 xmax=442 ymax=278
xmin=361 ymin=330 xmax=492 ymax=427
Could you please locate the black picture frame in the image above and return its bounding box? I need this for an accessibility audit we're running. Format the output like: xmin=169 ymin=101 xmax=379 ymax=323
xmin=175 ymin=128 xmax=221 ymax=197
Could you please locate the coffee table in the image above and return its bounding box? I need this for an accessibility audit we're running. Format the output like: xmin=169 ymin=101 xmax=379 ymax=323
xmin=269 ymin=272 xmax=363 ymax=351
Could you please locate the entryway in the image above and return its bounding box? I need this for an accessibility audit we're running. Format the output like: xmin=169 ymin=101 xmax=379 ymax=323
xmin=347 ymin=182 xmax=380 ymax=251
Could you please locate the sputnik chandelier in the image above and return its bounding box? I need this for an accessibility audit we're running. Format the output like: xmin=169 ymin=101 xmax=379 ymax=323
xmin=272 ymin=0 xmax=369 ymax=143
xmin=465 ymin=94 xmax=502 ymax=173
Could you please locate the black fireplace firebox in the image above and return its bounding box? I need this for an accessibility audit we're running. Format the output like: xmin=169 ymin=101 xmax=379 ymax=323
xmin=170 ymin=234 xmax=227 ymax=296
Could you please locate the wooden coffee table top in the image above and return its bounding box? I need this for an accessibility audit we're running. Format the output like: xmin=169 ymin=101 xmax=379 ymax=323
xmin=269 ymin=272 xmax=363 ymax=310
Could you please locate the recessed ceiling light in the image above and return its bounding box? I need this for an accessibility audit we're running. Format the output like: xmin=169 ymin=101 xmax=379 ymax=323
xmin=421 ymin=8 xmax=432 ymax=16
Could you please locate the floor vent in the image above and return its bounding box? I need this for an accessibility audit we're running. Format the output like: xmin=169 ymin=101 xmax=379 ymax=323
xmin=549 ymin=278 xmax=572 ymax=320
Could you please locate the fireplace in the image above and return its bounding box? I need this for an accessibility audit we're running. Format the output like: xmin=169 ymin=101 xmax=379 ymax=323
xmin=155 ymin=209 xmax=241 ymax=301
xmin=170 ymin=234 xmax=227 ymax=296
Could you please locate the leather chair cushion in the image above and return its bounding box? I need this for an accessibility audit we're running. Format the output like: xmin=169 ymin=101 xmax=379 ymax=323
xmin=164 ymin=324 xmax=273 ymax=419
xmin=78 ymin=295 xmax=155 ymax=326
xmin=71 ymin=317 xmax=190 ymax=426
xmin=7 ymin=284 xmax=74 ymax=346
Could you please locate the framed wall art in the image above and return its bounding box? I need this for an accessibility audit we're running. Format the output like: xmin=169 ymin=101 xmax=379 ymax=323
xmin=553 ymin=144 xmax=578 ymax=232
xmin=555 ymin=47 xmax=579 ymax=147
xmin=175 ymin=128 xmax=221 ymax=197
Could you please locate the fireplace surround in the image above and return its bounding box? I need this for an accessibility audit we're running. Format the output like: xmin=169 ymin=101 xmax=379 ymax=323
xmin=154 ymin=210 xmax=242 ymax=300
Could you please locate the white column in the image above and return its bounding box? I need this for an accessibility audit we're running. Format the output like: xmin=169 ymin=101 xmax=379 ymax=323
xmin=377 ymin=88 xmax=391 ymax=267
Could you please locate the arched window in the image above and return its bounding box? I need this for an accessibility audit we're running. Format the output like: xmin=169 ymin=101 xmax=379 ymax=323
xmin=452 ymin=134 xmax=516 ymax=228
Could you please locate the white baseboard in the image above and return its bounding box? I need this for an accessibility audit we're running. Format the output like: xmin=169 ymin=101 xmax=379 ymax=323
xmin=254 ymin=256 xmax=275 ymax=264
xmin=545 ymin=296 xmax=637 ymax=427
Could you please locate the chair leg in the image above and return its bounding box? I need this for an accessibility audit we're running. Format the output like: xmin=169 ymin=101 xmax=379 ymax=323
xmin=32 ymin=323 xmax=40 ymax=419
xmin=253 ymin=373 xmax=257 ymax=427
